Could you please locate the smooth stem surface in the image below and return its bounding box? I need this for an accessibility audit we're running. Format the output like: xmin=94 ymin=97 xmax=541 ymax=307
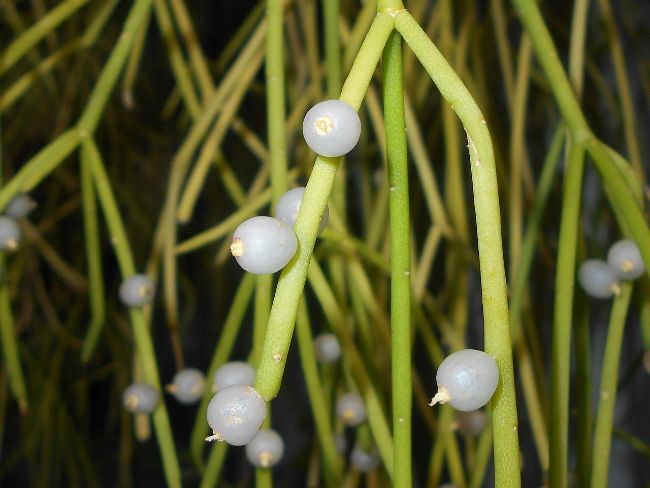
xmin=549 ymin=141 xmax=585 ymax=488
xmin=266 ymin=0 xmax=287 ymax=204
xmin=591 ymin=281 xmax=633 ymax=488
xmin=396 ymin=10 xmax=520 ymax=487
xmin=254 ymin=13 xmax=394 ymax=400
xmin=383 ymin=30 xmax=412 ymax=488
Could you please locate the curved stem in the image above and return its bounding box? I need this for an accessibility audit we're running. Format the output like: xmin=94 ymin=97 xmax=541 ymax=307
xmin=396 ymin=10 xmax=520 ymax=487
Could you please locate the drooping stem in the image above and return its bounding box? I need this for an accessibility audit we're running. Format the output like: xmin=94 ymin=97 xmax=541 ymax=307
xmin=395 ymin=10 xmax=520 ymax=487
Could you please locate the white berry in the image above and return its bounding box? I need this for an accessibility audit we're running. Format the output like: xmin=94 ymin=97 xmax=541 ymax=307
xmin=430 ymin=349 xmax=499 ymax=412
xmin=213 ymin=361 xmax=256 ymax=392
xmin=303 ymin=100 xmax=361 ymax=157
xmin=119 ymin=274 xmax=155 ymax=307
xmin=122 ymin=383 xmax=159 ymax=414
xmin=351 ymin=445 xmax=379 ymax=472
xmin=607 ymin=239 xmax=645 ymax=281
xmin=245 ymin=429 xmax=284 ymax=468
xmin=0 ymin=217 xmax=21 ymax=251
xmin=5 ymin=193 xmax=36 ymax=218
xmin=336 ymin=393 xmax=366 ymax=427
xmin=230 ymin=216 xmax=297 ymax=275
xmin=275 ymin=187 xmax=329 ymax=234
xmin=206 ymin=385 xmax=266 ymax=446
xmin=577 ymin=259 xmax=619 ymax=299
xmin=168 ymin=368 xmax=205 ymax=404
xmin=313 ymin=333 xmax=341 ymax=364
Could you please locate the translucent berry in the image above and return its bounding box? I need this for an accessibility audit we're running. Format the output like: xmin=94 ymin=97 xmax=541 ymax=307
xmin=245 ymin=429 xmax=284 ymax=468
xmin=168 ymin=368 xmax=205 ymax=404
xmin=577 ymin=259 xmax=619 ymax=299
xmin=429 ymin=349 xmax=499 ymax=412
xmin=5 ymin=193 xmax=36 ymax=218
xmin=213 ymin=361 xmax=256 ymax=392
xmin=275 ymin=187 xmax=329 ymax=234
xmin=351 ymin=445 xmax=379 ymax=472
xmin=230 ymin=216 xmax=297 ymax=275
xmin=302 ymin=100 xmax=361 ymax=157
xmin=0 ymin=217 xmax=21 ymax=251
xmin=122 ymin=383 xmax=159 ymax=414
xmin=206 ymin=385 xmax=266 ymax=446
xmin=119 ymin=274 xmax=155 ymax=307
xmin=607 ymin=239 xmax=645 ymax=281
xmin=313 ymin=333 xmax=341 ymax=364
xmin=455 ymin=410 xmax=488 ymax=437
xmin=336 ymin=392 xmax=366 ymax=427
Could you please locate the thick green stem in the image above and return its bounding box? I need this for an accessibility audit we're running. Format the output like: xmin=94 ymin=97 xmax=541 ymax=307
xmin=253 ymin=13 xmax=394 ymax=400
xmin=383 ymin=30 xmax=412 ymax=487
xmin=396 ymin=10 xmax=520 ymax=487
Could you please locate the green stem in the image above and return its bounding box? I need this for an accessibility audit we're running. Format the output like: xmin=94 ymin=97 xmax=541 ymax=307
xmin=295 ymin=299 xmax=344 ymax=485
xmin=383 ymin=30 xmax=412 ymax=487
xmin=395 ymin=10 xmax=520 ymax=487
xmin=590 ymin=282 xmax=633 ymax=488
xmin=82 ymin=139 xmax=181 ymax=488
xmin=549 ymin=141 xmax=585 ymax=488
xmin=0 ymin=0 xmax=90 ymax=76
xmin=0 ymin=255 xmax=28 ymax=413
xmin=253 ymin=13 xmax=394 ymax=400
xmin=79 ymin=154 xmax=106 ymax=363
xmin=192 ymin=273 xmax=256 ymax=468
xmin=266 ymin=0 xmax=288 ymax=204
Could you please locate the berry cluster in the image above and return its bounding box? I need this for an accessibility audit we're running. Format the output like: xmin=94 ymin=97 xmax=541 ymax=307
xmin=578 ymin=239 xmax=645 ymax=299
xmin=0 ymin=193 xmax=36 ymax=252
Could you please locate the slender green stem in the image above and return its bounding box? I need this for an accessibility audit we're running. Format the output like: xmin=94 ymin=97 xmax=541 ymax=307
xmin=396 ymin=10 xmax=520 ymax=487
xmin=382 ymin=30 xmax=412 ymax=488
xmin=0 ymin=255 xmax=28 ymax=413
xmin=590 ymin=282 xmax=633 ymax=488
xmin=82 ymin=139 xmax=181 ymax=488
xmin=510 ymin=125 xmax=564 ymax=336
xmin=0 ymin=0 xmax=90 ymax=76
xmin=295 ymin=299 xmax=344 ymax=485
xmin=79 ymin=154 xmax=106 ymax=362
xmin=549 ymin=141 xmax=585 ymax=488
xmin=78 ymin=0 xmax=153 ymax=133
xmin=323 ymin=0 xmax=341 ymax=97
xmin=596 ymin=0 xmax=644 ymax=181
xmin=266 ymin=0 xmax=288 ymax=204
xmin=191 ymin=273 xmax=255 ymax=468
xmin=574 ymin=292 xmax=592 ymax=488
xmin=253 ymin=13 xmax=394 ymax=400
